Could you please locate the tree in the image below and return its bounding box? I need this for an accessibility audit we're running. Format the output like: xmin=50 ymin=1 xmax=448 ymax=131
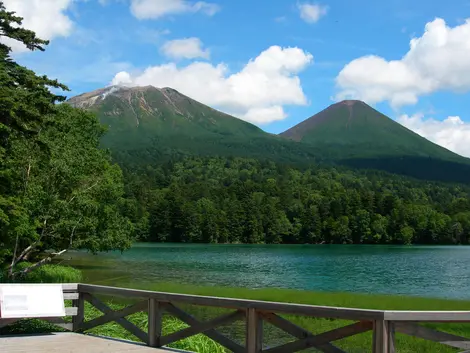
xmin=453 ymin=212 xmax=470 ymax=244
xmin=0 ymin=1 xmax=68 ymax=140
xmin=370 ymin=214 xmax=389 ymax=243
xmin=0 ymin=3 xmax=133 ymax=279
xmin=3 ymin=104 xmax=134 ymax=278
xmin=300 ymin=205 xmax=322 ymax=243
xmin=398 ymin=225 xmax=414 ymax=245
xmin=351 ymin=209 xmax=371 ymax=243
xmin=195 ymin=197 xmax=219 ymax=243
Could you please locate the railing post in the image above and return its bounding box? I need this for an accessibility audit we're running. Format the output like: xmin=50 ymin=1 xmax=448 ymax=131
xmin=373 ymin=320 xmax=395 ymax=353
xmin=246 ymin=308 xmax=263 ymax=353
xmin=389 ymin=322 xmax=395 ymax=353
xmin=148 ymin=298 xmax=162 ymax=347
xmin=72 ymin=291 xmax=85 ymax=332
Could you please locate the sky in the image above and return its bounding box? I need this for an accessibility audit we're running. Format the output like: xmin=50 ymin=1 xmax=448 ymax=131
xmin=2 ymin=0 xmax=470 ymax=157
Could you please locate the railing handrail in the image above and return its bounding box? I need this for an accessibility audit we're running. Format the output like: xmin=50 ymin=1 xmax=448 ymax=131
xmin=78 ymin=283 xmax=470 ymax=322
xmin=76 ymin=283 xmax=470 ymax=352
xmin=78 ymin=283 xmax=384 ymax=321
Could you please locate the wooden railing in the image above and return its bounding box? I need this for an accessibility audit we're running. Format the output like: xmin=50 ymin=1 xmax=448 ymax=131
xmin=73 ymin=284 xmax=470 ymax=353
xmin=3 ymin=283 xmax=470 ymax=352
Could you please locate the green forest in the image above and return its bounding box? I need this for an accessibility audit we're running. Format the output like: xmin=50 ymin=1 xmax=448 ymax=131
xmin=123 ymin=157 xmax=470 ymax=245
xmin=1 ymin=1 xmax=470 ymax=280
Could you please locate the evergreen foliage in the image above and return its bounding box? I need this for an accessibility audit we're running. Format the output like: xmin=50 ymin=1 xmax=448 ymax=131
xmin=126 ymin=157 xmax=470 ymax=245
xmin=0 ymin=2 xmax=133 ymax=279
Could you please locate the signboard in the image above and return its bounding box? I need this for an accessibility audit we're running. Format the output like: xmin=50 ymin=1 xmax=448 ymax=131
xmin=0 ymin=284 xmax=66 ymax=319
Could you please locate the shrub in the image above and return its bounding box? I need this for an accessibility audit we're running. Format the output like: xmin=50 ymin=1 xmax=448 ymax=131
xmin=0 ymin=262 xmax=82 ymax=283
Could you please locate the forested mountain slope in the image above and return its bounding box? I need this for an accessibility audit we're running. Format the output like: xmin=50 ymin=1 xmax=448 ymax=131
xmin=65 ymin=86 xmax=470 ymax=245
xmin=280 ymin=100 xmax=470 ymax=183
xmin=68 ymin=87 xmax=470 ymax=183
xmin=67 ymin=86 xmax=320 ymax=167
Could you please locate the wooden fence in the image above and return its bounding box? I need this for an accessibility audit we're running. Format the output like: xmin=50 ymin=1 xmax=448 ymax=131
xmin=4 ymin=283 xmax=470 ymax=353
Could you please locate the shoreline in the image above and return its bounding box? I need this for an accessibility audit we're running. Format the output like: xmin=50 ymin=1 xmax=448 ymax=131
xmin=109 ymin=281 xmax=470 ymax=310
xmin=132 ymin=241 xmax=470 ymax=247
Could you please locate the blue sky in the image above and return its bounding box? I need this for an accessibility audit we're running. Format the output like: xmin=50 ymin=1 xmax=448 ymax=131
xmin=3 ymin=0 xmax=470 ymax=156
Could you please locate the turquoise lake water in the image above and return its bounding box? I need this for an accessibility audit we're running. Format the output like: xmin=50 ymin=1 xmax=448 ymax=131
xmin=68 ymin=243 xmax=470 ymax=299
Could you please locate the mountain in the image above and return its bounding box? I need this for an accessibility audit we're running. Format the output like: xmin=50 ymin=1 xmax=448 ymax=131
xmin=280 ymin=100 xmax=470 ymax=182
xmin=68 ymin=85 xmax=263 ymax=146
xmin=67 ymin=86 xmax=470 ymax=183
xmin=67 ymin=85 xmax=319 ymax=166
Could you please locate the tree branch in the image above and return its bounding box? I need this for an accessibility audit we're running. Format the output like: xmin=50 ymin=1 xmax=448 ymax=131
xmin=9 ymin=216 xmax=81 ymax=279
xmin=23 ymin=158 xmax=32 ymax=194
xmin=7 ymin=219 xmax=47 ymax=273
xmin=67 ymin=180 xmax=99 ymax=205
xmin=13 ymin=249 xmax=67 ymax=278
xmin=70 ymin=217 xmax=82 ymax=248
xmin=8 ymin=235 xmax=20 ymax=277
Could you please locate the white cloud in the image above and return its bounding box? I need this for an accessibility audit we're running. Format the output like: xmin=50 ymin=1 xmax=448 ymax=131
xmin=336 ymin=18 xmax=470 ymax=107
xmin=1 ymin=0 xmax=75 ymax=53
xmin=161 ymin=38 xmax=209 ymax=59
xmin=398 ymin=114 xmax=470 ymax=157
xmin=130 ymin=0 xmax=220 ymax=19
xmin=112 ymin=45 xmax=313 ymax=124
xmin=298 ymin=2 xmax=328 ymax=23
xmin=112 ymin=71 xmax=134 ymax=85
xmin=241 ymin=106 xmax=287 ymax=124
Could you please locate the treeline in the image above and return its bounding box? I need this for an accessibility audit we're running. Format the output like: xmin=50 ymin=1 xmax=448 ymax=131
xmin=122 ymin=157 xmax=470 ymax=245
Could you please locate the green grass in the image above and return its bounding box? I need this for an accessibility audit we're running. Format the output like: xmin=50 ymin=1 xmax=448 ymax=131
xmin=19 ymin=263 xmax=82 ymax=283
xmin=0 ymin=262 xmax=82 ymax=284
xmin=0 ymin=262 xmax=83 ymax=283
xmin=133 ymin=282 xmax=465 ymax=309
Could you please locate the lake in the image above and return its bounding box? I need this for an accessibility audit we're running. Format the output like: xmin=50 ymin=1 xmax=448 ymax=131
xmin=67 ymin=243 xmax=470 ymax=300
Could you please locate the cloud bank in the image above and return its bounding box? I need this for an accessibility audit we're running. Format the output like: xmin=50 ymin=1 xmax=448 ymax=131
xmin=336 ymin=18 xmax=470 ymax=107
xmin=112 ymin=45 xmax=313 ymax=124
xmin=398 ymin=113 xmax=470 ymax=157
xmin=1 ymin=0 xmax=75 ymax=53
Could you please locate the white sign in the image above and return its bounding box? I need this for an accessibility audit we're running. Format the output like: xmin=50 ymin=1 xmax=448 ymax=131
xmin=0 ymin=284 xmax=66 ymax=319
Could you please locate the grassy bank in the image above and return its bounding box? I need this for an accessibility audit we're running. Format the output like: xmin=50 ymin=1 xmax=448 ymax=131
xmin=2 ymin=275 xmax=470 ymax=352
xmin=128 ymin=281 xmax=470 ymax=311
